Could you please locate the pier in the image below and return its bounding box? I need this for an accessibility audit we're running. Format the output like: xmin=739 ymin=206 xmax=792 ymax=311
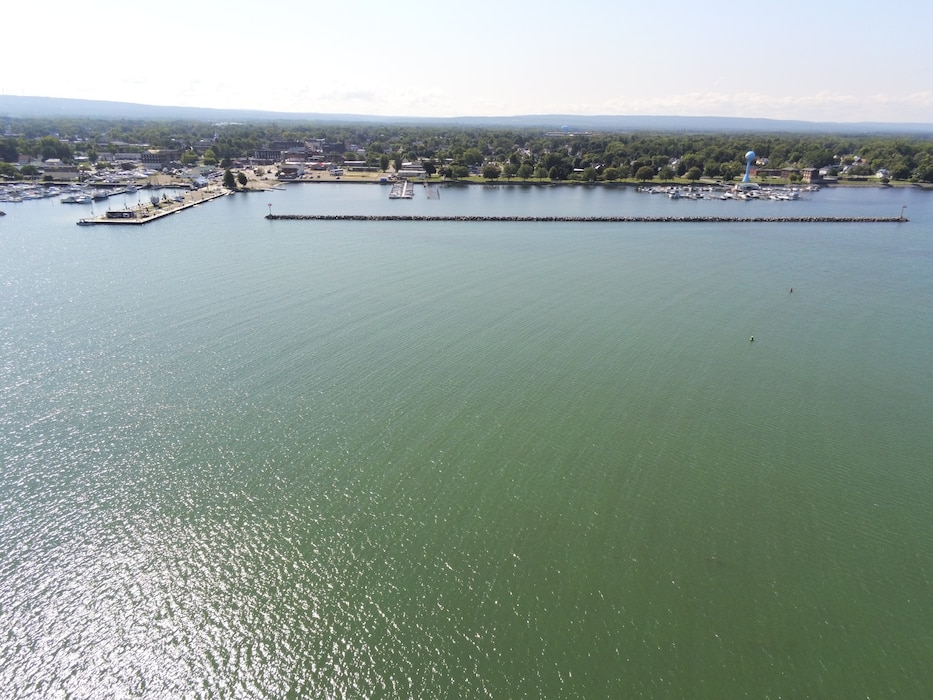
xmin=265 ymin=214 xmax=907 ymax=223
xmin=388 ymin=179 xmax=415 ymax=199
xmin=76 ymin=188 xmax=231 ymax=225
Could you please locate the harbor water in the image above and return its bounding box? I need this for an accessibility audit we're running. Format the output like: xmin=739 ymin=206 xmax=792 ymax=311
xmin=1 ymin=184 xmax=932 ymax=697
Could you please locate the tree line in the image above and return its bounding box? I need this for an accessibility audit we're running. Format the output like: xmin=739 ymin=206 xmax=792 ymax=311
xmin=2 ymin=116 xmax=933 ymax=183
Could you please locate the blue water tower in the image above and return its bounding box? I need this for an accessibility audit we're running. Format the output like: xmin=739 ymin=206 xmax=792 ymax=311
xmin=742 ymin=151 xmax=756 ymax=183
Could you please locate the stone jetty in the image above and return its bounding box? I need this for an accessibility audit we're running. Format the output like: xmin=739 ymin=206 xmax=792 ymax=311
xmin=266 ymin=214 xmax=906 ymax=223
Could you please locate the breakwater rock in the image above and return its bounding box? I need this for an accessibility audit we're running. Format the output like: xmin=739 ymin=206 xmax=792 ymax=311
xmin=266 ymin=214 xmax=906 ymax=223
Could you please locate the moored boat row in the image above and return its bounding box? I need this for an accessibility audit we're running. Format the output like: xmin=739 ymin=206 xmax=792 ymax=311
xmin=265 ymin=214 xmax=907 ymax=223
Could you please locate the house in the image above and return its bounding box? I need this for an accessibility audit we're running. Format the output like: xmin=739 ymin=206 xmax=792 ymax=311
xmin=141 ymin=150 xmax=180 ymax=167
xmin=42 ymin=159 xmax=81 ymax=180
xmin=397 ymin=161 xmax=427 ymax=178
xmin=105 ymin=153 xmax=143 ymax=163
xmin=344 ymin=160 xmax=376 ymax=172
xmin=279 ymin=163 xmax=304 ymax=179
xmin=253 ymin=149 xmax=281 ymax=164
xmin=801 ymin=168 xmax=819 ymax=183
xmin=282 ymin=147 xmax=306 ymax=162
xmin=193 ymin=138 xmax=216 ymax=153
xmin=269 ymin=140 xmax=305 ymax=153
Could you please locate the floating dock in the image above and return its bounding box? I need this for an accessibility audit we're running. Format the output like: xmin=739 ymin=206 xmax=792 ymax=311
xmin=388 ymin=180 xmax=414 ymax=199
xmin=266 ymin=214 xmax=907 ymax=223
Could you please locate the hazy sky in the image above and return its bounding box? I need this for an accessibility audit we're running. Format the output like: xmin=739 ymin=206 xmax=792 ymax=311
xmin=5 ymin=0 xmax=931 ymax=123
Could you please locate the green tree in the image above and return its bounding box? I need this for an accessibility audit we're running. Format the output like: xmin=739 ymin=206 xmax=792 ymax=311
xmin=0 ymin=139 xmax=17 ymax=163
xmin=685 ymin=166 xmax=702 ymax=181
xmin=38 ymin=136 xmax=73 ymax=162
xmin=181 ymin=150 xmax=199 ymax=166
xmin=482 ymin=163 xmax=501 ymax=180
xmin=635 ymin=165 xmax=655 ymax=182
xmin=890 ymin=163 xmax=912 ymax=180
xmin=237 ymin=171 xmax=248 ymax=187
xmin=223 ymin=168 xmax=236 ymax=189
xmin=847 ymin=164 xmax=873 ymax=176
xmin=720 ymin=162 xmax=740 ymax=181
xmin=658 ymin=165 xmax=675 ymax=180
xmin=380 ymin=154 xmax=390 ymax=171
xmin=203 ymin=148 xmax=218 ymax=166
xmin=518 ymin=163 xmax=534 ymax=180
xmin=462 ymin=148 xmax=484 ymax=166
xmin=602 ymin=167 xmax=620 ymax=182
xmin=914 ymin=161 xmax=933 ymax=182
xmin=703 ymin=160 xmax=721 ymax=178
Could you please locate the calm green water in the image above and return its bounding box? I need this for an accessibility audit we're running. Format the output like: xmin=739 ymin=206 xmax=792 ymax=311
xmin=1 ymin=185 xmax=931 ymax=698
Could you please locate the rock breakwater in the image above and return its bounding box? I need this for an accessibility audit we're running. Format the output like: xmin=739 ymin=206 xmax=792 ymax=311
xmin=266 ymin=214 xmax=906 ymax=223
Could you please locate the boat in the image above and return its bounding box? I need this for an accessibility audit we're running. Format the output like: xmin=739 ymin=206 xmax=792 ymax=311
xmin=61 ymin=193 xmax=93 ymax=204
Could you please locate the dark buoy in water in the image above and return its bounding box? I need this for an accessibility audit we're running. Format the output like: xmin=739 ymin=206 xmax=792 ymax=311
xmin=749 ymin=336 xmax=754 ymax=342
xmin=789 ymin=288 xmax=793 ymax=293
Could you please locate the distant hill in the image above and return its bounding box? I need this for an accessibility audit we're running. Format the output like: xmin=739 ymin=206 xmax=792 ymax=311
xmin=2 ymin=95 xmax=931 ymax=135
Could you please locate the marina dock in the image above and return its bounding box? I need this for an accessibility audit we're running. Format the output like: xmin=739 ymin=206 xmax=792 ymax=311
xmin=76 ymin=187 xmax=231 ymax=225
xmin=388 ymin=179 xmax=415 ymax=199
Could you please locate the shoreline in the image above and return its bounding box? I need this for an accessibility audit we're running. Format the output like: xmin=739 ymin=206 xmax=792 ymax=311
xmin=262 ymin=174 xmax=931 ymax=190
xmin=6 ymin=170 xmax=929 ymax=194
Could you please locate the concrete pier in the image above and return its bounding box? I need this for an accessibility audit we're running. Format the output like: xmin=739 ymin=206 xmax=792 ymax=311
xmin=76 ymin=188 xmax=231 ymax=225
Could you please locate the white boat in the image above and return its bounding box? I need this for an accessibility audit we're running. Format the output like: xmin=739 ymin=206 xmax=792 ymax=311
xmin=61 ymin=193 xmax=92 ymax=204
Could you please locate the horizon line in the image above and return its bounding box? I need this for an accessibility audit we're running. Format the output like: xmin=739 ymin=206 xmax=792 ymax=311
xmin=2 ymin=94 xmax=932 ymax=130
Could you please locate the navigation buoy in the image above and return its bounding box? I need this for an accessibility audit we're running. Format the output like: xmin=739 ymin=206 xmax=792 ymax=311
xmin=749 ymin=336 xmax=754 ymax=342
